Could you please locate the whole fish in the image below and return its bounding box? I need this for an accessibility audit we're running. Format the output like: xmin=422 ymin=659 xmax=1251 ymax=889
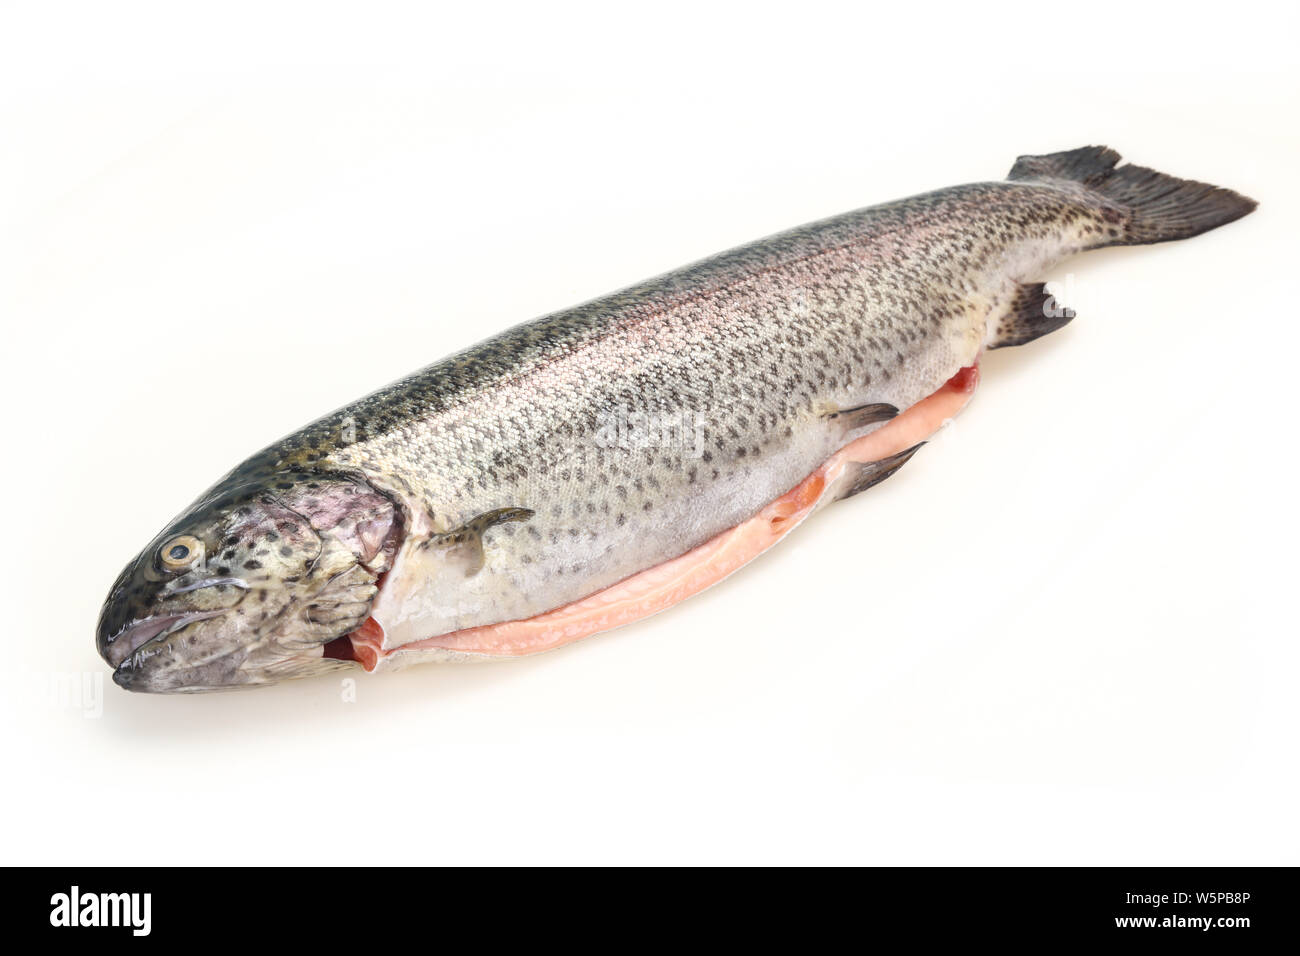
xmin=97 ymin=146 xmax=1255 ymax=692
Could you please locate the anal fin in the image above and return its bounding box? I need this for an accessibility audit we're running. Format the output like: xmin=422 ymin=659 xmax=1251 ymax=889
xmin=836 ymin=442 xmax=925 ymax=501
xmin=988 ymin=282 xmax=1075 ymax=350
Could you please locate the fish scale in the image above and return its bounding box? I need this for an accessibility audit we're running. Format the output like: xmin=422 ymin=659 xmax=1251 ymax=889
xmin=97 ymin=146 xmax=1256 ymax=691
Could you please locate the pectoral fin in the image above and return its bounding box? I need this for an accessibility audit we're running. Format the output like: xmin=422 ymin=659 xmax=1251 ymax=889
xmin=426 ymin=507 xmax=535 ymax=576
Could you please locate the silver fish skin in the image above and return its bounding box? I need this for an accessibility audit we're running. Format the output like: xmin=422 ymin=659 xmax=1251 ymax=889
xmin=97 ymin=146 xmax=1255 ymax=691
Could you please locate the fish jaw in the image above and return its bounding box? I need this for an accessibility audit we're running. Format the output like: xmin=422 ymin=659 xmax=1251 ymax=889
xmin=341 ymin=363 xmax=980 ymax=669
xmin=112 ymin=645 xmax=354 ymax=693
xmin=109 ymin=610 xmax=361 ymax=692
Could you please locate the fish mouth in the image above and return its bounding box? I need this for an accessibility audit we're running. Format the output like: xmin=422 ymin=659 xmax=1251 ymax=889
xmin=100 ymin=610 xmax=226 ymax=669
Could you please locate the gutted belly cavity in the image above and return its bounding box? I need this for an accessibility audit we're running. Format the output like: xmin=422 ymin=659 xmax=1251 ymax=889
xmin=342 ymin=363 xmax=980 ymax=669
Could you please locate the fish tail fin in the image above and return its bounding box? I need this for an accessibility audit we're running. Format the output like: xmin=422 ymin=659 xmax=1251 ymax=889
xmin=1007 ymin=146 xmax=1257 ymax=246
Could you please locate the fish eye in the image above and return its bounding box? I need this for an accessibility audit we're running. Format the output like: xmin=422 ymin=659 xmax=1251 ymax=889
xmin=159 ymin=534 xmax=204 ymax=572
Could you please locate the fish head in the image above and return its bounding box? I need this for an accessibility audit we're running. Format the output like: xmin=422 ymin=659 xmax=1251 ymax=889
xmin=97 ymin=471 xmax=400 ymax=692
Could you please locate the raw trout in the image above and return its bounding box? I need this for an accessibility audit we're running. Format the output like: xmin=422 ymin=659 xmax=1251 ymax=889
xmin=96 ymin=146 xmax=1255 ymax=692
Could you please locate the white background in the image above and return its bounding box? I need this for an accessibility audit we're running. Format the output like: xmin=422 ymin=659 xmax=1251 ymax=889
xmin=2 ymin=1 xmax=1297 ymax=865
